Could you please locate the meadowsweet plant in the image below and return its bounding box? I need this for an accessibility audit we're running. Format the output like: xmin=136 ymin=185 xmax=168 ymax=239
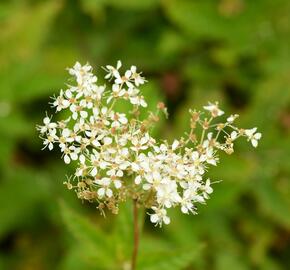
xmin=37 ymin=61 xmax=261 ymax=269
xmin=37 ymin=61 xmax=261 ymax=227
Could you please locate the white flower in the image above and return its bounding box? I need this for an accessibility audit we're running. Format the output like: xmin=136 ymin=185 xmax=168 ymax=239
xmin=63 ymin=146 xmax=80 ymax=164
xmin=69 ymin=104 xmax=88 ymax=120
xmin=227 ymin=114 xmax=239 ymax=123
xmin=94 ymin=85 xmax=106 ymax=100
xmin=150 ymin=207 xmax=170 ymax=226
xmin=130 ymin=95 xmax=147 ymax=107
xmin=143 ymin=170 xmax=163 ymax=191
xmin=156 ymin=180 xmax=180 ymax=208
xmin=202 ymin=179 xmax=213 ymax=199
xmin=205 ymin=148 xmax=218 ymax=166
xmin=95 ymin=178 xmax=113 ymax=198
xmin=172 ymin=140 xmax=179 ymax=151
xmin=245 ymin=127 xmax=262 ymax=147
xmin=103 ymin=137 xmax=113 ymax=146
xmin=43 ymin=128 xmax=58 ymax=150
xmin=135 ymin=175 xmax=142 ymax=185
xmin=111 ymin=113 xmax=128 ymax=128
xmin=114 ymin=179 xmax=122 ymax=189
xmin=230 ymin=131 xmax=238 ymax=140
xmin=131 ymin=133 xmax=150 ymax=152
xmin=39 ymin=116 xmax=57 ymax=134
xmin=203 ymin=102 xmax=224 ymax=117
xmin=130 ymin=65 xmax=145 ymax=86
xmin=114 ymin=69 xmax=134 ymax=88
xmin=127 ymin=87 xmax=139 ymax=98
xmin=107 ymin=168 xmax=124 ymax=178
xmin=52 ymin=90 xmax=70 ymax=111
xmin=68 ymin=62 xmax=92 ymax=85
xmin=104 ymin=60 xmax=122 ymax=80
xmin=90 ymin=166 xmax=98 ymax=177
xmin=191 ymin=151 xmax=206 ymax=174
xmin=180 ymin=194 xmax=196 ymax=214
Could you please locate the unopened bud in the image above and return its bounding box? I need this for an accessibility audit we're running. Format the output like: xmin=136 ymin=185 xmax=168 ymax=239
xmin=157 ymin=102 xmax=166 ymax=110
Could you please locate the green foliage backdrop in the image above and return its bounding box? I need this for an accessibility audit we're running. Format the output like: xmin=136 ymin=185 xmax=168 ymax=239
xmin=0 ymin=0 xmax=289 ymax=269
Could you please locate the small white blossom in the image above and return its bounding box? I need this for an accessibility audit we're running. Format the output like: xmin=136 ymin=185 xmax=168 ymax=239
xmin=231 ymin=131 xmax=238 ymax=140
xmin=42 ymin=129 xmax=58 ymax=150
xmin=96 ymin=178 xmax=113 ymax=198
xmin=202 ymin=179 xmax=213 ymax=199
xmin=52 ymin=90 xmax=70 ymax=111
xmin=130 ymin=95 xmax=147 ymax=107
xmin=130 ymin=65 xmax=145 ymax=86
xmin=203 ymin=102 xmax=224 ymax=117
xmin=245 ymin=128 xmax=262 ymax=147
xmin=172 ymin=140 xmax=179 ymax=151
xmin=104 ymin=60 xmax=122 ymax=80
xmin=227 ymin=114 xmax=239 ymax=123
xmin=40 ymin=116 xmax=57 ymax=134
xmin=150 ymin=207 xmax=170 ymax=226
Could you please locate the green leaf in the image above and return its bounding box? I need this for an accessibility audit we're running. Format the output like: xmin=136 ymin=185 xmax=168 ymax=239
xmin=80 ymin=0 xmax=105 ymax=21
xmin=60 ymin=202 xmax=114 ymax=268
xmin=162 ymin=0 xmax=286 ymax=54
xmin=113 ymin=201 xmax=134 ymax=262
xmin=256 ymin=178 xmax=290 ymax=228
xmin=0 ymin=0 xmax=63 ymax=101
xmin=216 ymin=250 xmax=249 ymax=270
xmin=138 ymin=246 xmax=201 ymax=270
xmin=59 ymin=244 xmax=105 ymax=270
xmin=0 ymin=1 xmax=62 ymax=63
xmin=106 ymin=0 xmax=158 ymax=10
xmin=0 ymin=169 xmax=49 ymax=239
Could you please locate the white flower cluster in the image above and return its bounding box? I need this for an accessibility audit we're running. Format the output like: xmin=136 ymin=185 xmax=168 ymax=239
xmin=37 ymin=61 xmax=261 ymax=226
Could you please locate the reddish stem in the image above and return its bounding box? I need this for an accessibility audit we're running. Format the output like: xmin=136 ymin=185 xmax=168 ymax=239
xmin=131 ymin=200 xmax=139 ymax=270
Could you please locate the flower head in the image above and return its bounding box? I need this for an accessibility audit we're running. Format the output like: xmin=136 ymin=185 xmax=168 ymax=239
xmin=37 ymin=61 xmax=261 ymax=226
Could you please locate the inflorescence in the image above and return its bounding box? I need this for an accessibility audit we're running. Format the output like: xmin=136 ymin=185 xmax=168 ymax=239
xmin=37 ymin=61 xmax=261 ymax=226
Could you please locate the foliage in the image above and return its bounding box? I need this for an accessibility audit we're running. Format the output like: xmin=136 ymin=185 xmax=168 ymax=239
xmin=0 ymin=0 xmax=289 ymax=269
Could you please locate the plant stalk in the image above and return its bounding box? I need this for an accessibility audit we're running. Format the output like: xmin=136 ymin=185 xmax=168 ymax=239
xmin=131 ymin=199 xmax=139 ymax=270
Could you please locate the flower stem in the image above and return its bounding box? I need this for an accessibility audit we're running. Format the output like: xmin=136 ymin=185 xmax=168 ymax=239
xmin=131 ymin=199 xmax=139 ymax=270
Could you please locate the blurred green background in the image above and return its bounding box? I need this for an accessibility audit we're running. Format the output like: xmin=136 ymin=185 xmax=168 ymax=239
xmin=0 ymin=0 xmax=290 ymax=269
